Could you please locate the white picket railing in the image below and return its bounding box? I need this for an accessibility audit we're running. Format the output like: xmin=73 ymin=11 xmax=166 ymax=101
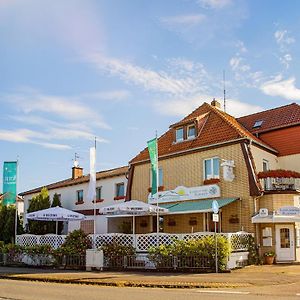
xmin=16 ymin=231 xmax=253 ymax=252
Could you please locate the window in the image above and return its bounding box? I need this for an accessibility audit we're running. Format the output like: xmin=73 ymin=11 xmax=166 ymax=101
xmin=150 ymin=168 xmax=163 ymax=187
xmin=116 ymin=183 xmax=125 ymax=197
xmin=175 ymin=127 xmax=184 ymax=142
xmin=204 ymin=157 xmax=220 ymax=180
xmin=76 ymin=190 xmax=83 ymax=203
xmin=253 ymin=120 xmax=263 ymax=128
xmin=96 ymin=186 xmax=102 ymax=201
xmin=187 ymin=125 xmax=196 ymax=139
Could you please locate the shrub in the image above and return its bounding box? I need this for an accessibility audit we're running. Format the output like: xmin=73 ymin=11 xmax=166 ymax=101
xmin=100 ymin=240 xmax=135 ymax=267
xmin=148 ymin=235 xmax=231 ymax=271
xmin=55 ymin=229 xmax=92 ymax=256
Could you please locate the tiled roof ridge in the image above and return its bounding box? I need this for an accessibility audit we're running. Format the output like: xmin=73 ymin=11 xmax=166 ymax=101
xmin=20 ymin=165 xmax=128 ymax=195
xmin=237 ymin=102 xmax=299 ymax=119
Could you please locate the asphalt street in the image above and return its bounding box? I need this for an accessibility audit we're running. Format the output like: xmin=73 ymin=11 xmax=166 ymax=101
xmin=1 ymin=279 xmax=300 ymax=300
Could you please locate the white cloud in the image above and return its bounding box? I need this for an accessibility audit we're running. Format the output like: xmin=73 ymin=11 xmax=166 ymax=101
xmin=235 ymin=40 xmax=247 ymax=53
xmin=261 ymin=76 xmax=300 ymax=100
xmin=86 ymin=53 xmax=209 ymax=96
xmin=161 ymin=14 xmax=206 ymax=26
xmin=154 ymin=95 xmax=262 ymax=117
xmin=0 ymin=128 xmax=71 ymax=150
xmin=198 ymin=0 xmax=232 ymax=9
xmin=274 ymin=29 xmax=295 ymax=69
xmin=3 ymin=89 xmax=110 ymax=129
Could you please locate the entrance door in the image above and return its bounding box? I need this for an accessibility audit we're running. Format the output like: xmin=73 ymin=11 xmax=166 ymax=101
xmin=275 ymin=225 xmax=295 ymax=261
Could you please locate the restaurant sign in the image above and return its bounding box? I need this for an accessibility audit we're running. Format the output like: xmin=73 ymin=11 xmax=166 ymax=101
xmin=278 ymin=206 xmax=300 ymax=216
xmin=148 ymin=184 xmax=221 ymax=204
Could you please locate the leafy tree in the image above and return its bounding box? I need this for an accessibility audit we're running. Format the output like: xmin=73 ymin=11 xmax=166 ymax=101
xmin=27 ymin=187 xmax=51 ymax=234
xmin=0 ymin=205 xmax=23 ymax=243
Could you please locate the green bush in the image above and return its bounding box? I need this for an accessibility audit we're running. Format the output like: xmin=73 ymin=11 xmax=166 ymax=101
xmin=54 ymin=229 xmax=92 ymax=256
xmin=148 ymin=236 xmax=231 ymax=271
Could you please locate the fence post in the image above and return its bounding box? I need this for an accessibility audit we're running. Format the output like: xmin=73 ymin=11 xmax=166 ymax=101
xmin=123 ymin=256 xmax=128 ymax=269
xmin=173 ymin=256 xmax=178 ymax=270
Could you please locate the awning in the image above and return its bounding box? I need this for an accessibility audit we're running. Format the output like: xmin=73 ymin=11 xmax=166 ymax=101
xmin=252 ymin=214 xmax=300 ymax=223
xmin=160 ymin=198 xmax=239 ymax=215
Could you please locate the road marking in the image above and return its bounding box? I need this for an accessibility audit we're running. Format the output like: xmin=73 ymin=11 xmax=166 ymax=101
xmin=196 ymin=290 xmax=250 ymax=295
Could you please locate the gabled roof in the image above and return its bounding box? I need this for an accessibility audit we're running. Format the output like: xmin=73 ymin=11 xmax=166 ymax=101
xmin=20 ymin=166 xmax=128 ymax=196
xmin=237 ymin=103 xmax=300 ymax=134
xmin=130 ymin=102 xmax=274 ymax=164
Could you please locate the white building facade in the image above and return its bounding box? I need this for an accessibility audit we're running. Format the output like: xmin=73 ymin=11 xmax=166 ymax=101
xmin=20 ymin=166 xmax=128 ymax=234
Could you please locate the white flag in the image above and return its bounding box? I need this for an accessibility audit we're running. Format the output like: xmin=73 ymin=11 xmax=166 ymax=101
xmin=87 ymin=147 xmax=96 ymax=202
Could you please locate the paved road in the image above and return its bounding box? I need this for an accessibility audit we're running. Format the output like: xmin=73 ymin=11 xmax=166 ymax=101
xmin=1 ymin=280 xmax=300 ymax=300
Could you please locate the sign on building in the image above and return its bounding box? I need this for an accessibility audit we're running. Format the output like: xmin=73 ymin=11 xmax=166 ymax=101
xmin=148 ymin=184 xmax=221 ymax=204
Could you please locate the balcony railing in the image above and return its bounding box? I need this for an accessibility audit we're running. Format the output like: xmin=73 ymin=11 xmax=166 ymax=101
xmin=258 ymin=169 xmax=300 ymax=192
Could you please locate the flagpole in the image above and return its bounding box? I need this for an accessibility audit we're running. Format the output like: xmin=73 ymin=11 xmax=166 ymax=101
xmin=14 ymin=158 xmax=19 ymax=244
xmin=156 ymin=132 xmax=159 ymax=235
xmin=93 ymin=137 xmax=97 ymax=249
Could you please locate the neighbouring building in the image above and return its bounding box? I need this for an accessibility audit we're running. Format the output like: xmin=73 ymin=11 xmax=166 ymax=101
xmin=20 ymin=164 xmax=128 ymax=234
xmin=126 ymin=101 xmax=300 ymax=262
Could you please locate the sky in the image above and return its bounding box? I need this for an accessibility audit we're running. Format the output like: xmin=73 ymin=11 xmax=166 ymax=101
xmin=1 ymin=0 xmax=300 ymax=192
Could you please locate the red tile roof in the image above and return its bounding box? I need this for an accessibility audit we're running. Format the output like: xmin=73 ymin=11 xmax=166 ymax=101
xmin=20 ymin=166 xmax=128 ymax=196
xmin=130 ymin=102 xmax=273 ymax=164
xmin=237 ymin=103 xmax=300 ymax=134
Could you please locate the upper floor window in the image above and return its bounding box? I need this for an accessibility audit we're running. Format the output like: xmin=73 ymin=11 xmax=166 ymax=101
xmin=77 ymin=190 xmax=83 ymax=203
xmin=175 ymin=127 xmax=184 ymax=142
xmin=204 ymin=157 xmax=220 ymax=180
xmin=187 ymin=125 xmax=196 ymax=139
xmin=116 ymin=183 xmax=125 ymax=198
xmin=96 ymin=186 xmax=102 ymax=201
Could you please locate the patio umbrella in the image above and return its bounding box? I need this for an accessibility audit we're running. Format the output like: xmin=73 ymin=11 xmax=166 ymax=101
xmin=99 ymin=200 xmax=169 ymax=234
xmin=27 ymin=206 xmax=85 ymax=234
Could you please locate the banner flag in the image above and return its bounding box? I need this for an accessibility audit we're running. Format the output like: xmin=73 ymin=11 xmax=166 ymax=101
xmin=87 ymin=147 xmax=96 ymax=202
xmin=147 ymin=138 xmax=158 ymax=196
xmin=3 ymin=161 xmax=17 ymax=206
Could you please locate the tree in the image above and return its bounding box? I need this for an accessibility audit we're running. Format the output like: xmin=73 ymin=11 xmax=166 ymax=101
xmin=27 ymin=187 xmax=51 ymax=234
xmin=0 ymin=205 xmax=23 ymax=243
xmin=49 ymin=193 xmax=64 ymax=234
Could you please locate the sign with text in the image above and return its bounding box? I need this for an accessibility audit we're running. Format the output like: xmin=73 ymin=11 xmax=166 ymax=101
xmin=2 ymin=161 xmax=17 ymax=206
xmin=213 ymin=213 xmax=219 ymax=222
xmin=148 ymin=184 xmax=221 ymax=204
xmin=278 ymin=206 xmax=300 ymax=216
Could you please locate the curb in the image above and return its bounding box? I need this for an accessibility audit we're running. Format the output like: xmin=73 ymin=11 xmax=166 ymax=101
xmin=0 ymin=274 xmax=251 ymax=289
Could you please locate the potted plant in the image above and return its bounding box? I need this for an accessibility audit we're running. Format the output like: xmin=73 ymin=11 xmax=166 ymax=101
xmin=264 ymin=251 xmax=275 ymax=265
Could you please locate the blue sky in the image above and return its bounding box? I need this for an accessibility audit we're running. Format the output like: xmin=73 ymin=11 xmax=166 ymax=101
xmin=1 ymin=0 xmax=300 ymax=192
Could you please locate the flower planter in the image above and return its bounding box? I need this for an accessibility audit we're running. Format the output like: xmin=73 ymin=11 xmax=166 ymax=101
xmin=264 ymin=255 xmax=275 ymax=265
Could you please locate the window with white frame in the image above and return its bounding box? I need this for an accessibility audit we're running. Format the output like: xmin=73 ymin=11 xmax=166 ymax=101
xmin=116 ymin=183 xmax=125 ymax=197
xmin=150 ymin=168 xmax=163 ymax=187
xmin=187 ymin=125 xmax=196 ymax=139
xmin=175 ymin=127 xmax=184 ymax=142
xmin=96 ymin=186 xmax=102 ymax=200
xmin=204 ymin=157 xmax=220 ymax=180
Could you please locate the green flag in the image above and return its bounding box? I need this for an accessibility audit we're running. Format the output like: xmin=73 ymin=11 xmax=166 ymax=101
xmin=147 ymin=138 xmax=158 ymax=196
xmin=3 ymin=161 xmax=17 ymax=206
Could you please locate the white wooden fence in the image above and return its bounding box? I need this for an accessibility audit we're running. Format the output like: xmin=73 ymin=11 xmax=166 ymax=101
xmin=16 ymin=232 xmax=252 ymax=253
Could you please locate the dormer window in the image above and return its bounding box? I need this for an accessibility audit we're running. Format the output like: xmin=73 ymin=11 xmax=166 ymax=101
xmin=175 ymin=127 xmax=184 ymax=142
xmin=253 ymin=120 xmax=263 ymax=128
xmin=187 ymin=125 xmax=196 ymax=139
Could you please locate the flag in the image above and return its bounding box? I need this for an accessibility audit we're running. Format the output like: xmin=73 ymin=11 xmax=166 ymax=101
xmin=147 ymin=138 xmax=158 ymax=196
xmin=2 ymin=161 xmax=17 ymax=206
xmin=87 ymin=147 xmax=96 ymax=202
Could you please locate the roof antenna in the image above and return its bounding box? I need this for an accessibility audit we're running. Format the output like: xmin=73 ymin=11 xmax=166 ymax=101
xmin=223 ymin=70 xmax=226 ymax=112
xmin=73 ymin=153 xmax=80 ymax=167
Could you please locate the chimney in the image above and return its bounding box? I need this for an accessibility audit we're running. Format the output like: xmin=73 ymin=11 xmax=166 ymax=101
xmin=72 ymin=154 xmax=83 ymax=179
xmin=211 ymin=98 xmax=221 ymax=109
xmin=72 ymin=166 xmax=83 ymax=179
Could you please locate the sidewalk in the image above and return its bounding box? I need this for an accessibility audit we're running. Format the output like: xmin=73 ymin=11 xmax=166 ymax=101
xmin=1 ymin=264 xmax=300 ymax=289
